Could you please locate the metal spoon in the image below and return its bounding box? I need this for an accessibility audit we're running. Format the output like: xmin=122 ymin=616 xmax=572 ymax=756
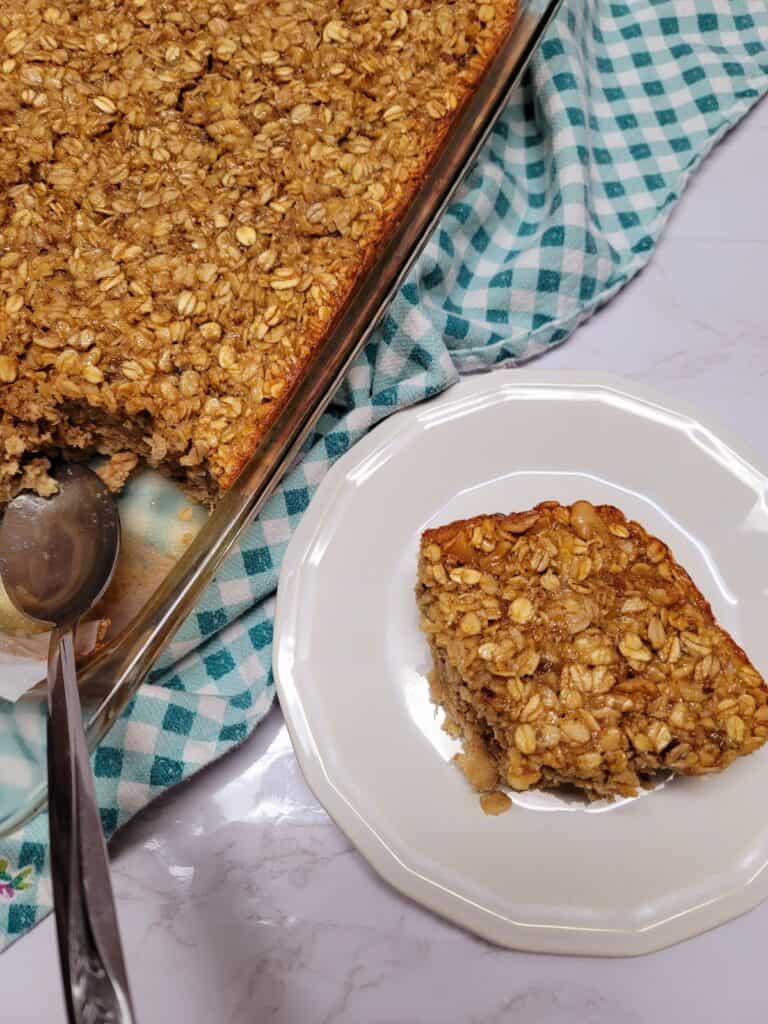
xmin=0 ymin=463 xmax=136 ymax=1024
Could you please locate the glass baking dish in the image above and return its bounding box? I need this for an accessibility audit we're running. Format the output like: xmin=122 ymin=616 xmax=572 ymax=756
xmin=0 ymin=0 xmax=564 ymax=837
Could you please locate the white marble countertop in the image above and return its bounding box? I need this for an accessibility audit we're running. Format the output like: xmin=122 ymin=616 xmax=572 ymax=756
xmin=3 ymin=98 xmax=767 ymax=1024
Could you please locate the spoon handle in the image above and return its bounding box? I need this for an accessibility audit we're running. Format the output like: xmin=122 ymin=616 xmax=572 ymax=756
xmin=47 ymin=625 xmax=136 ymax=1024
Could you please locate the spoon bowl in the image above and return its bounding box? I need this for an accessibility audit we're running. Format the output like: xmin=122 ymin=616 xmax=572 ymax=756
xmin=0 ymin=463 xmax=120 ymax=626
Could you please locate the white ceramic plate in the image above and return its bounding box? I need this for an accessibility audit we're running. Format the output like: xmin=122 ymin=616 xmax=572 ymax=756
xmin=274 ymin=371 xmax=768 ymax=956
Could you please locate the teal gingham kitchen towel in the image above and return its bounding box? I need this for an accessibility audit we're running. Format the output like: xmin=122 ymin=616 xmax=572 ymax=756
xmin=1 ymin=0 xmax=766 ymax=949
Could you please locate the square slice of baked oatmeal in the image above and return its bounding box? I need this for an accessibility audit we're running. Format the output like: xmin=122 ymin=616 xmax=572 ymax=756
xmin=417 ymin=501 xmax=768 ymax=807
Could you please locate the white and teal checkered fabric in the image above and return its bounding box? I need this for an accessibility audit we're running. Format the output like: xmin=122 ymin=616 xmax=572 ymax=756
xmin=1 ymin=0 xmax=766 ymax=949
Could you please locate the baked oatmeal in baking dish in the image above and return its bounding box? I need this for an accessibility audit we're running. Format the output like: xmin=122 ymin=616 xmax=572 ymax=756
xmin=0 ymin=0 xmax=518 ymax=503
xmin=417 ymin=500 xmax=768 ymax=811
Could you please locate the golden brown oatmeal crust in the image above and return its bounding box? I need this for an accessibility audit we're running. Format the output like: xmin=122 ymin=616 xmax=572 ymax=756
xmin=0 ymin=0 xmax=518 ymax=502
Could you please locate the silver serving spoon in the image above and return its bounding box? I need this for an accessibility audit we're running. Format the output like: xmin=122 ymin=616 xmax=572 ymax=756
xmin=0 ymin=463 xmax=136 ymax=1024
